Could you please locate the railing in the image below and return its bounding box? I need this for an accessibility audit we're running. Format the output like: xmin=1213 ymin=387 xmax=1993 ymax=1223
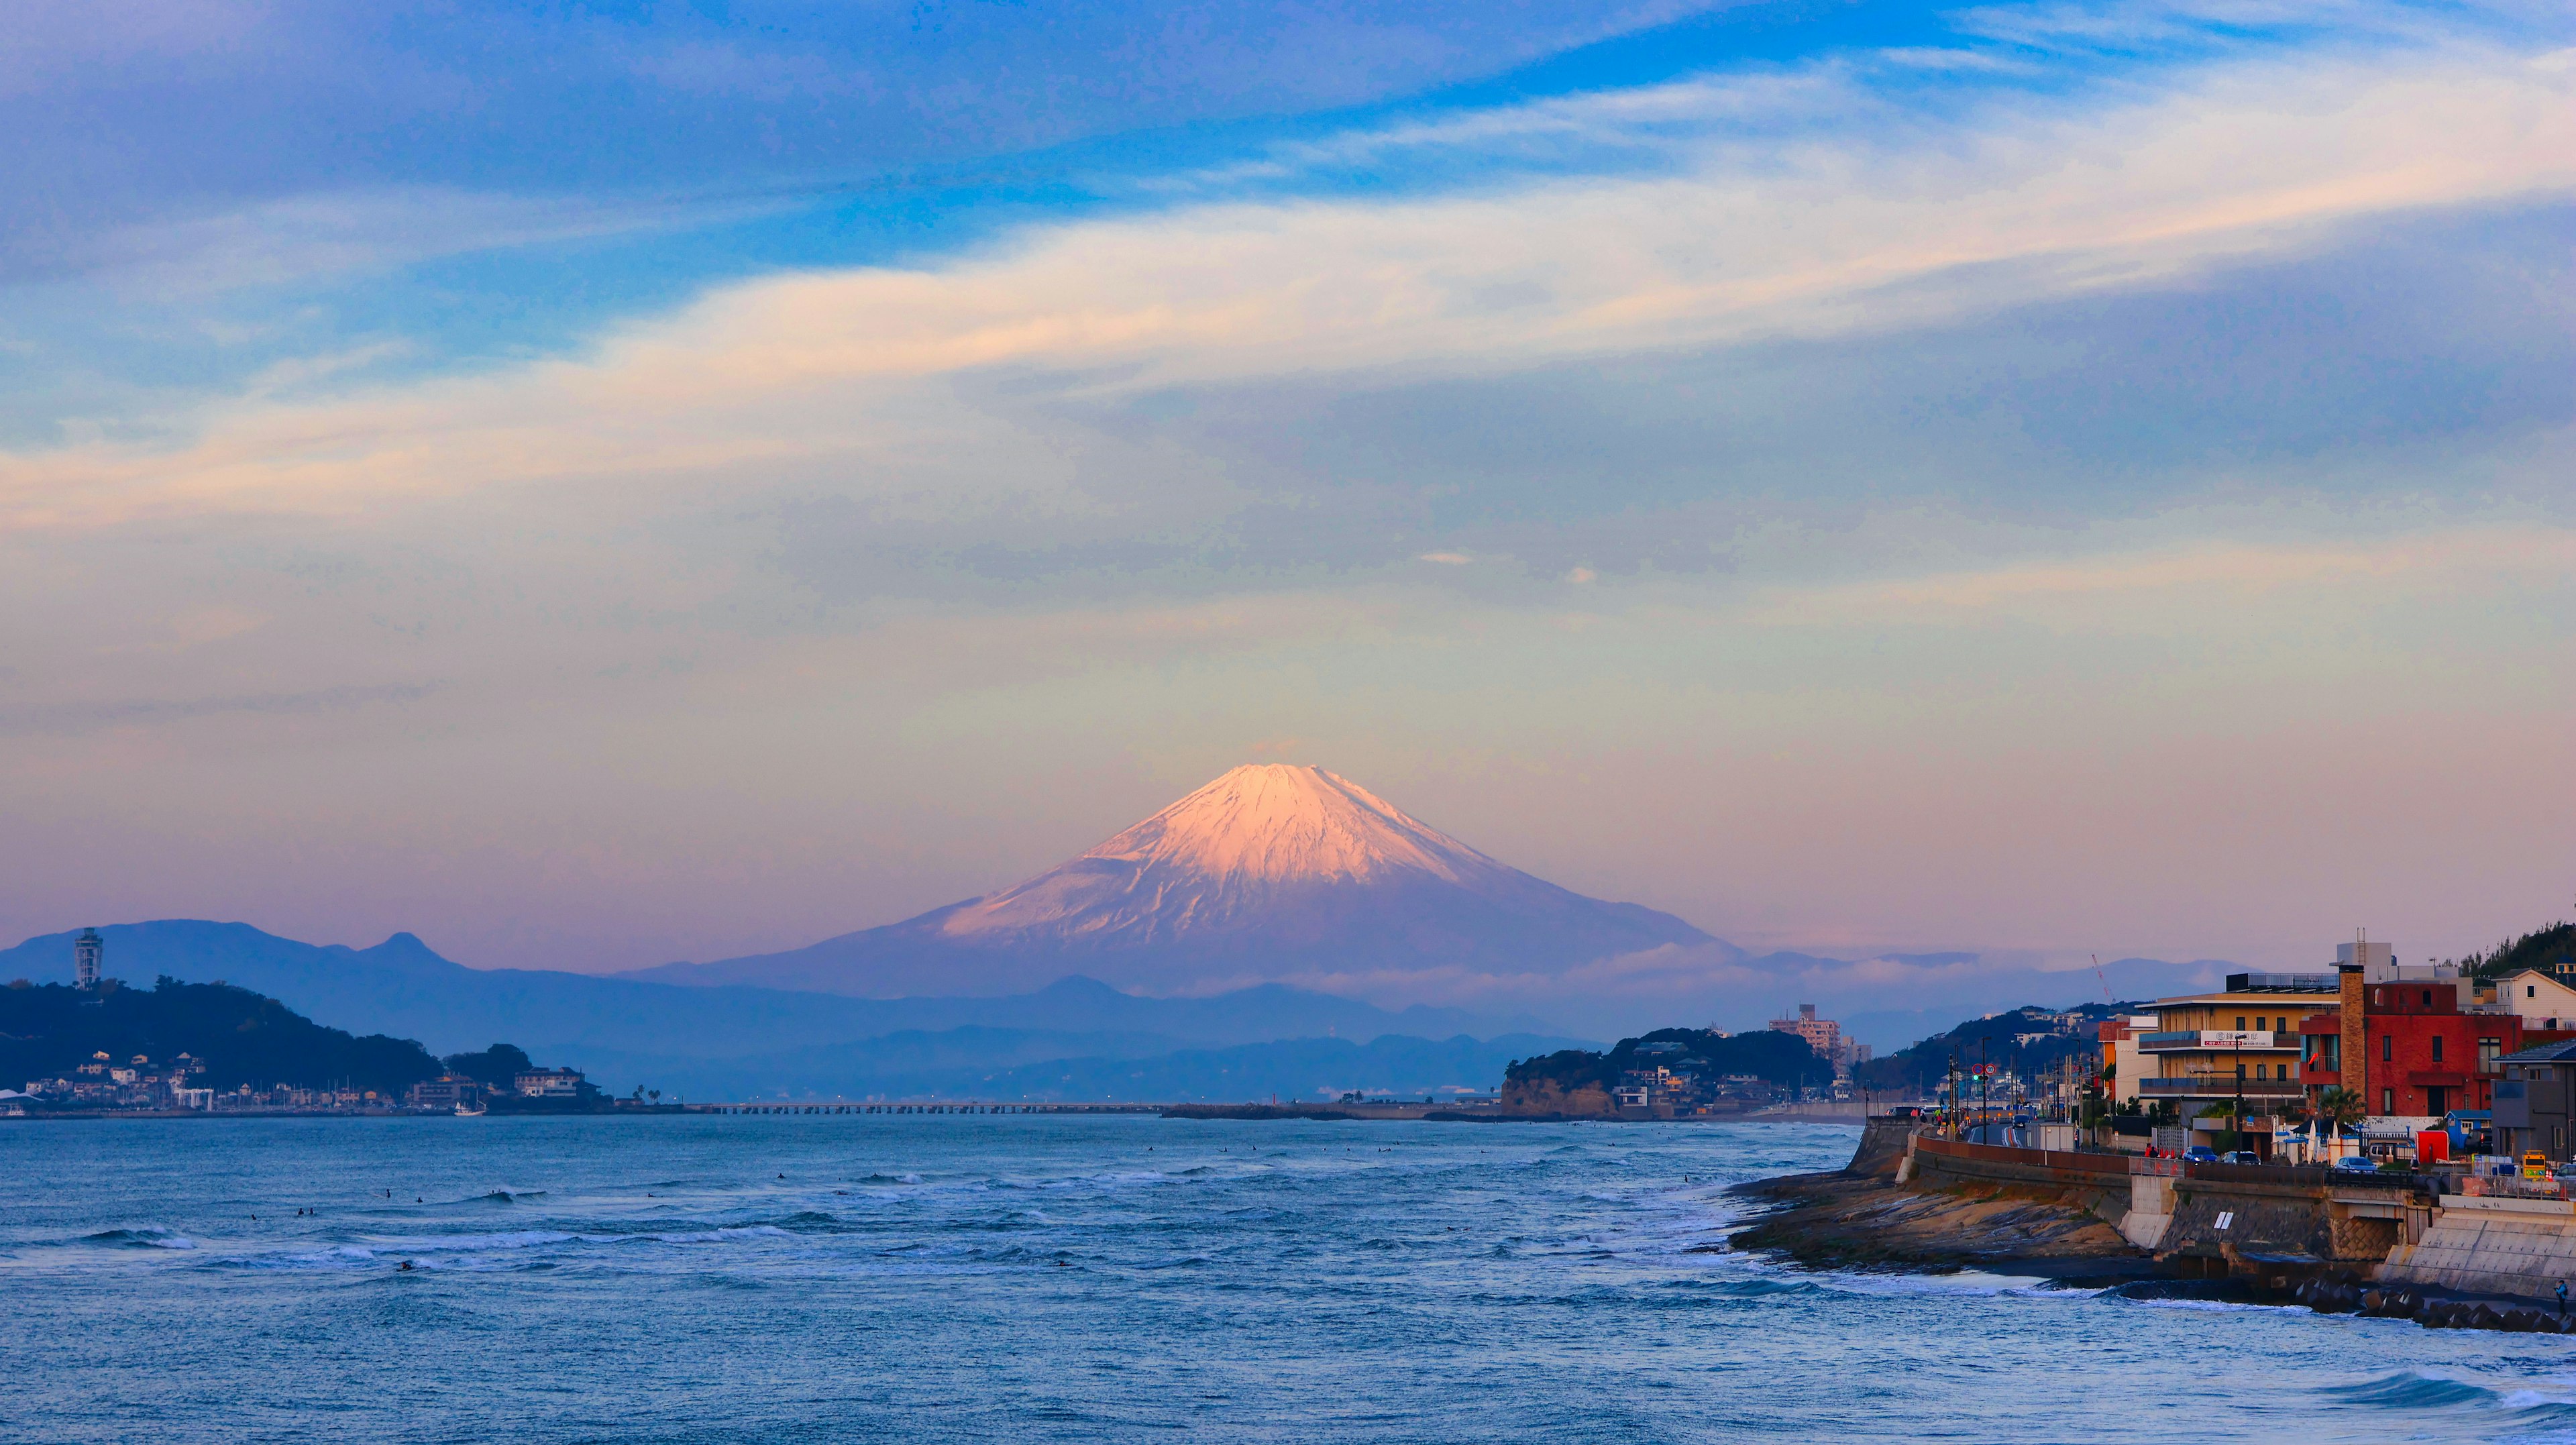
xmin=2459 ymin=1174 xmax=2568 ymax=1200
xmin=2224 ymin=972 xmax=2339 ymax=992
xmin=2138 ymin=1077 xmax=2305 ymax=1096
xmin=1911 ymin=1135 xmax=2436 ymax=1193
xmin=1911 ymin=1134 xmax=2133 ymax=1175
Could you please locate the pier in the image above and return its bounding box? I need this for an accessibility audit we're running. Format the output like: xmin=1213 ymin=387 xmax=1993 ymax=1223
xmin=693 ymin=1102 xmax=1163 ymax=1115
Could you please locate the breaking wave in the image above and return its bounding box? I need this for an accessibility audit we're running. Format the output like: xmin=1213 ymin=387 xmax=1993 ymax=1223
xmin=2345 ymin=1373 xmax=2502 ymax=1409
xmin=81 ymin=1228 xmax=196 ymax=1250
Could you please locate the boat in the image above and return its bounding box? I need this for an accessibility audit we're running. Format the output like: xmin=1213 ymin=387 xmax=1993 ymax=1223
xmin=455 ymin=1100 xmax=488 ymax=1117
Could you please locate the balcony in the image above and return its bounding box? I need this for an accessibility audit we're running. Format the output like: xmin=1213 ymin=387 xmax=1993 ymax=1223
xmin=2136 ymin=1030 xmax=2299 ymax=1053
xmin=2139 ymin=1076 xmax=2305 ymax=1098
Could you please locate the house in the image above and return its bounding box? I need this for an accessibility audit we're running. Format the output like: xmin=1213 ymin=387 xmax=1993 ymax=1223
xmin=2489 ymin=970 xmax=2576 ymax=1033
xmin=513 ymin=1067 xmax=588 ymax=1098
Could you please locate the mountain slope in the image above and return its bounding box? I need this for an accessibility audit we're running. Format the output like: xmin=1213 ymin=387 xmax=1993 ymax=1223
xmin=630 ymin=763 xmax=1716 ymax=997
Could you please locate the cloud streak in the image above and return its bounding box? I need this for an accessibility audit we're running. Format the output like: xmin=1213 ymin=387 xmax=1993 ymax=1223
xmin=5 ymin=39 xmax=2569 ymax=532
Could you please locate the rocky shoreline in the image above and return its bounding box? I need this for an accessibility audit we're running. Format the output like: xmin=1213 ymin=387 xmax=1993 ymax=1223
xmin=1727 ymin=1166 xmax=2154 ymax=1281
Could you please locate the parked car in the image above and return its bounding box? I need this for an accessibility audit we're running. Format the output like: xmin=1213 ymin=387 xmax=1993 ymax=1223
xmin=2331 ymin=1156 xmax=2381 ymax=1174
xmin=2219 ymin=1150 xmax=2261 ymax=1165
xmin=2184 ymin=1146 xmax=2219 ymax=1163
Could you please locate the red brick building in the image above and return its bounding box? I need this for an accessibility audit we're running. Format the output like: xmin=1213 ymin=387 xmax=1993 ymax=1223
xmin=2300 ymin=967 xmax=2523 ymax=1116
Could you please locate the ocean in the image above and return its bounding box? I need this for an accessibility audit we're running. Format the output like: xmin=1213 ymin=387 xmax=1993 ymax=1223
xmin=5 ymin=1116 xmax=2573 ymax=1443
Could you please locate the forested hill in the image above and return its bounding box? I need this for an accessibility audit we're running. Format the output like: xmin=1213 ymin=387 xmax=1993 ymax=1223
xmin=0 ymin=978 xmax=443 ymax=1095
xmin=1854 ymin=1002 xmax=2137 ymax=1095
xmin=1505 ymin=1026 xmax=1834 ymax=1093
xmin=2465 ymin=921 xmax=2576 ymax=979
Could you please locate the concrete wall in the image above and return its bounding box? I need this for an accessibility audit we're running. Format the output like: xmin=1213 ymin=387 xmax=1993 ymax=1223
xmin=2123 ymin=1175 xmax=2174 ymax=1250
xmin=2381 ymin=1197 xmax=2576 ymax=1299
xmin=2156 ymin=1178 xmax=2344 ymax=1263
xmin=1847 ymin=1116 xmax=1920 ymax=1179
xmin=1897 ymin=1139 xmax=2425 ymax=1266
xmin=1904 ymin=1146 xmax=2134 ymax=1229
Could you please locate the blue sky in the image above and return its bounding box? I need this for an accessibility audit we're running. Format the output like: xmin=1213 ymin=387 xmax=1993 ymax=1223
xmin=2 ymin=0 xmax=2571 ymax=1024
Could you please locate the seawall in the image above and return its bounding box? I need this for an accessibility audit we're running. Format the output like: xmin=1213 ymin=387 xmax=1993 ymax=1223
xmin=2380 ymin=1197 xmax=2576 ymax=1298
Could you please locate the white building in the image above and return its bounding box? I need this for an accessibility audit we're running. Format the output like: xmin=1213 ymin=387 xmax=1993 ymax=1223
xmin=2493 ymin=970 xmax=2576 ymax=1032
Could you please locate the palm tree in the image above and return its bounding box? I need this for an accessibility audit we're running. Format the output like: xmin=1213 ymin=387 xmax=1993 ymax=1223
xmin=2317 ymin=1087 xmax=2367 ymax=1134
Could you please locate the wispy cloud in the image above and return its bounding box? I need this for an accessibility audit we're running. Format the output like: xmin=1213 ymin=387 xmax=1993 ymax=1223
xmin=5 ymin=186 xmax=767 ymax=297
xmin=6 ymin=38 xmax=2567 ymax=533
xmin=1763 ymin=525 xmax=2576 ymax=631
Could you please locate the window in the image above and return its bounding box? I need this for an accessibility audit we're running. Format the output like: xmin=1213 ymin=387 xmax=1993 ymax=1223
xmin=2432 ymin=1035 xmax=2444 ymax=1063
xmin=2422 ymin=989 xmax=2434 ymax=1007
xmin=2237 ymin=1062 xmax=2247 ymax=1079
xmin=2530 ymin=985 xmax=2539 ymax=998
xmin=2276 ymin=1017 xmax=2288 ymax=1032
xmin=2383 ymin=1034 xmax=2394 ymax=1063
xmin=2236 ymin=1016 xmax=2247 ymax=1031
xmin=2384 ymin=1087 xmax=2396 ymax=1112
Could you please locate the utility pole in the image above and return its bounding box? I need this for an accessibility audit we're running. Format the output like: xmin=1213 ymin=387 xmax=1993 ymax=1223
xmin=1948 ymin=1052 xmax=1960 ymax=1140
xmin=2233 ymin=1030 xmax=2245 ymax=1158
xmin=1978 ymin=1036 xmax=1989 ymax=1143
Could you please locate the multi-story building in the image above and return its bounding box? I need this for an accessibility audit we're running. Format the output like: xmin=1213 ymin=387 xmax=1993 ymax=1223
xmin=1770 ymin=1004 xmax=1854 ymax=1077
xmin=2134 ymin=973 xmax=2328 ymax=1120
xmin=408 ymin=1074 xmax=484 ymax=1110
xmin=2097 ymin=1014 xmax=2159 ymax=1106
xmin=2300 ymin=964 xmax=2522 ymax=1118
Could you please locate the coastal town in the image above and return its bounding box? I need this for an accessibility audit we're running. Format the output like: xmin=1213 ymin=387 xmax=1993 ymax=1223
xmin=0 ymin=931 xmax=619 ymax=1118
xmin=1737 ymin=932 xmax=2576 ymax=1334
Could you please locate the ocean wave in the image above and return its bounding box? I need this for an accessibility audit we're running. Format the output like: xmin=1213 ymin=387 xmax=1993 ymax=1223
xmin=1666 ymin=1277 xmax=1822 ymax=1299
xmin=2343 ymin=1371 xmax=2502 ymax=1409
xmin=207 ymin=1222 xmax=816 ymax=1273
xmin=81 ymin=1228 xmax=196 ymax=1250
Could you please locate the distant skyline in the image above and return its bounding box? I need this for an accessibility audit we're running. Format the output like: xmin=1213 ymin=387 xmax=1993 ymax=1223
xmin=3 ymin=1 xmax=2570 ymax=1003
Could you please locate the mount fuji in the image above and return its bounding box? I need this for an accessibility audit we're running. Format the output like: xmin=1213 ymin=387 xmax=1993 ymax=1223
xmin=625 ymin=764 xmax=1719 ymax=998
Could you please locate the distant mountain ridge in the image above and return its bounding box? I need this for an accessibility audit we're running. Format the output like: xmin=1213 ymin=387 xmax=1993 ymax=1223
xmin=0 ymin=920 xmax=1552 ymax=1095
xmin=627 ymin=764 xmax=1715 ymax=997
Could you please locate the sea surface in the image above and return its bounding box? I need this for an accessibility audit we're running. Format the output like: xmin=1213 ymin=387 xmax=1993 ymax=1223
xmin=6 ymin=1116 xmax=2575 ymax=1443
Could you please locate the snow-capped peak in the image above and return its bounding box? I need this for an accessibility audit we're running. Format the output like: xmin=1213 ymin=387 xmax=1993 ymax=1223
xmin=1080 ymin=764 xmax=1500 ymax=886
